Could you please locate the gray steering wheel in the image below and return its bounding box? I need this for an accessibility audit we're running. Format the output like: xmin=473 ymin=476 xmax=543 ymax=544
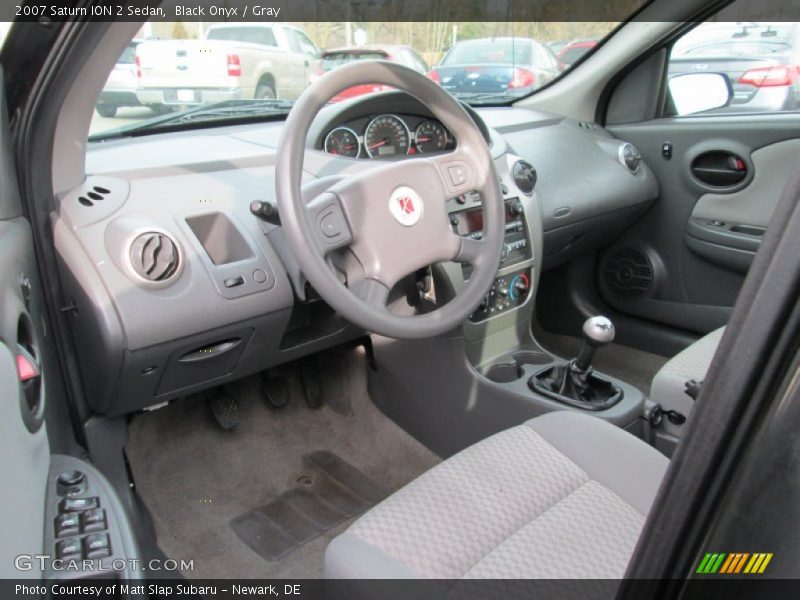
xmin=275 ymin=61 xmax=504 ymax=339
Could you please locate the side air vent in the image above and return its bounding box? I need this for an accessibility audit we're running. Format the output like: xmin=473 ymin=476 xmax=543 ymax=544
xmin=601 ymin=247 xmax=654 ymax=298
xmin=512 ymin=160 xmax=537 ymax=195
xmin=618 ymin=143 xmax=642 ymax=173
xmin=77 ymin=185 xmax=112 ymax=208
xmin=129 ymin=232 xmax=180 ymax=283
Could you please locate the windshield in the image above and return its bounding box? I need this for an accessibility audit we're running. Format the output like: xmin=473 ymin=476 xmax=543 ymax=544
xmin=90 ymin=20 xmax=624 ymax=140
xmin=442 ymin=40 xmax=533 ymax=65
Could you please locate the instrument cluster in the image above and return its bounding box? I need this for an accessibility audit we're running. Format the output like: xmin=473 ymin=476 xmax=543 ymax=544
xmin=322 ymin=113 xmax=455 ymax=159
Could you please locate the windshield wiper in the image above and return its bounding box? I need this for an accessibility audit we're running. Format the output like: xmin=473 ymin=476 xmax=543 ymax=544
xmin=90 ymin=99 xmax=295 ymax=141
xmin=451 ymin=92 xmax=519 ymax=105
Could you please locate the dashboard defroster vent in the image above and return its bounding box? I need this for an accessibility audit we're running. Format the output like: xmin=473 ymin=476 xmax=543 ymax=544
xmin=512 ymin=160 xmax=537 ymax=195
xmin=129 ymin=232 xmax=180 ymax=282
xmin=77 ymin=185 xmax=112 ymax=208
xmin=601 ymin=247 xmax=654 ymax=298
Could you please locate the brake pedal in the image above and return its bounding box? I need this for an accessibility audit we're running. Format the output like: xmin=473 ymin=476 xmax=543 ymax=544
xmin=260 ymin=370 xmax=290 ymax=409
xmin=299 ymin=359 xmax=323 ymax=409
xmin=206 ymin=387 xmax=240 ymax=430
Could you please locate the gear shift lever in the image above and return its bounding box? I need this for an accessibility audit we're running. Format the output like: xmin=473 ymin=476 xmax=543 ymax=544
xmin=573 ymin=316 xmax=615 ymax=373
xmin=528 ymin=315 xmax=623 ymax=409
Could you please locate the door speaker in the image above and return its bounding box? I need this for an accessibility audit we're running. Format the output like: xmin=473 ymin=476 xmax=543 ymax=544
xmin=601 ymin=247 xmax=655 ymax=298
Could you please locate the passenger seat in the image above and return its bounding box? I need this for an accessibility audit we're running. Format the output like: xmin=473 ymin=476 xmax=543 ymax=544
xmin=650 ymin=327 xmax=725 ymax=455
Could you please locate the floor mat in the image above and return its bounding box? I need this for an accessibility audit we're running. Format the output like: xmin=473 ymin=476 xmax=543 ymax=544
xmin=533 ymin=324 xmax=670 ymax=394
xmin=125 ymin=347 xmax=440 ymax=579
xmin=231 ymin=451 xmax=386 ymax=561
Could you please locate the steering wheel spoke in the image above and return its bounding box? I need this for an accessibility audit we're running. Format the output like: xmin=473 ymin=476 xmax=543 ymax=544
xmin=455 ymin=235 xmax=485 ymax=266
xmin=304 ymin=191 xmax=353 ymax=253
xmin=428 ymin=145 xmax=490 ymax=199
xmin=350 ymin=277 xmax=391 ymax=311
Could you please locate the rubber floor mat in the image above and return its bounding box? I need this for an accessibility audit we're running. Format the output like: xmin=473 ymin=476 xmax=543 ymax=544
xmin=230 ymin=451 xmax=387 ymax=561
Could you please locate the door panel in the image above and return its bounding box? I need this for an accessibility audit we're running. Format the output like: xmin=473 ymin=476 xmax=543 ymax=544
xmin=0 ymin=85 xmax=50 ymax=575
xmin=603 ymin=115 xmax=800 ymax=335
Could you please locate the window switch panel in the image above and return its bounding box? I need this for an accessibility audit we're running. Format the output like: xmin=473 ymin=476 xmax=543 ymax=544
xmin=59 ymin=496 xmax=100 ymax=513
xmin=55 ymin=513 xmax=81 ymax=538
xmin=56 ymin=537 xmax=82 ymax=559
xmin=81 ymin=508 xmax=107 ymax=533
xmin=84 ymin=533 xmax=111 ymax=559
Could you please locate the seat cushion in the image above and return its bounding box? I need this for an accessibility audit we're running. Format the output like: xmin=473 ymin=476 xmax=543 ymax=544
xmin=325 ymin=411 xmax=668 ymax=579
xmin=650 ymin=326 xmax=724 ymax=437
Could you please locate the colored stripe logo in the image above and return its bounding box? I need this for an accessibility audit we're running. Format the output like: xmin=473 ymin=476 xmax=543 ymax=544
xmin=696 ymin=552 xmax=773 ymax=574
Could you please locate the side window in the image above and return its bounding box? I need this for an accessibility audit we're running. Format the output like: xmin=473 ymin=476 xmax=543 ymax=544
xmin=667 ymin=20 xmax=800 ymax=116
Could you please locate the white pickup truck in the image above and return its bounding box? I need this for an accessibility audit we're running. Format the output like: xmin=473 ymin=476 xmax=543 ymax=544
xmin=135 ymin=23 xmax=320 ymax=110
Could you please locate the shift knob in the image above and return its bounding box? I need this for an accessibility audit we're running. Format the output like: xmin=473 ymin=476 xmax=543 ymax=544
xmin=582 ymin=316 xmax=615 ymax=347
xmin=574 ymin=316 xmax=615 ymax=372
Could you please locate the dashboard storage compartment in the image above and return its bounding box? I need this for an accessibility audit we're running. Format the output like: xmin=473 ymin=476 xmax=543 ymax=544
xmin=156 ymin=328 xmax=253 ymax=395
xmin=186 ymin=212 xmax=254 ymax=266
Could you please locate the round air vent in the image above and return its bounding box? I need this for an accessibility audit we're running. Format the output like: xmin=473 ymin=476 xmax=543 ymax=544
xmin=601 ymin=247 xmax=654 ymax=298
xmin=618 ymin=143 xmax=642 ymax=173
xmin=512 ymin=160 xmax=537 ymax=195
xmin=129 ymin=232 xmax=180 ymax=282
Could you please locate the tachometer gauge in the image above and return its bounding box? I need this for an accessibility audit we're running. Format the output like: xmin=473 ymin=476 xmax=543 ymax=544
xmin=414 ymin=121 xmax=448 ymax=153
xmin=364 ymin=114 xmax=411 ymax=158
xmin=324 ymin=127 xmax=361 ymax=158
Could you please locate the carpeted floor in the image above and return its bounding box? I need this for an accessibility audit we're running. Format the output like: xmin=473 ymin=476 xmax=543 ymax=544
xmin=532 ymin=325 xmax=670 ymax=395
xmin=125 ymin=347 xmax=440 ymax=579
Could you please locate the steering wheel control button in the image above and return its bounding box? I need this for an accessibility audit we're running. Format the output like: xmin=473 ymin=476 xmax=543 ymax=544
xmin=447 ymin=163 xmax=469 ymax=187
xmin=312 ymin=196 xmax=352 ymax=248
xmin=252 ymin=269 xmax=268 ymax=284
xmin=223 ymin=276 xmax=245 ymax=289
xmin=320 ymin=213 xmax=342 ymax=238
xmin=59 ymin=496 xmax=100 ymax=513
xmin=55 ymin=513 xmax=81 ymax=538
xmin=84 ymin=533 xmax=111 ymax=559
xmin=81 ymin=508 xmax=108 ymax=533
xmin=389 ymin=186 xmax=424 ymax=227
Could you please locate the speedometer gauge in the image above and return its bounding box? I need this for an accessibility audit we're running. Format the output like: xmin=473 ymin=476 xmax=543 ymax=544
xmin=364 ymin=114 xmax=411 ymax=158
xmin=324 ymin=127 xmax=361 ymax=158
xmin=414 ymin=121 xmax=448 ymax=153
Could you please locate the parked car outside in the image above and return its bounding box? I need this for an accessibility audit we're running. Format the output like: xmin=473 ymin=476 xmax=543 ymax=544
xmin=315 ymin=45 xmax=429 ymax=102
xmin=556 ymin=38 xmax=599 ymax=69
xmin=95 ymin=39 xmax=142 ymax=117
xmin=134 ymin=23 xmax=320 ymax=112
xmin=669 ymin=22 xmax=800 ymax=113
xmin=427 ymin=37 xmax=561 ymax=97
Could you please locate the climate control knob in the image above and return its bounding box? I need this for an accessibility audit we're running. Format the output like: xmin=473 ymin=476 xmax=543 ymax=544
xmin=508 ymin=274 xmax=530 ymax=301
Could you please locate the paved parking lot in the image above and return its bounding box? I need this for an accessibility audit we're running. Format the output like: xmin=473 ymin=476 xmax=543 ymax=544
xmin=89 ymin=106 xmax=158 ymax=136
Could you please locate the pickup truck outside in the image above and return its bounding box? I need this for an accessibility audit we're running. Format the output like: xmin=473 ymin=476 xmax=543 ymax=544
xmin=135 ymin=23 xmax=320 ymax=111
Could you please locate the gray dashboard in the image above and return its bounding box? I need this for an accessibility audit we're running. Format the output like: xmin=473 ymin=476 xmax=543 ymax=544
xmin=54 ymin=97 xmax=657 ymax=416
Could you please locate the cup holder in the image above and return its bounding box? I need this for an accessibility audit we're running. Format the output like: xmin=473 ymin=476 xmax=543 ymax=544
xmin=485 ymin=363 xmax=525 ymax=383
xmin=483 ymin=351 xmax=553 ymax=384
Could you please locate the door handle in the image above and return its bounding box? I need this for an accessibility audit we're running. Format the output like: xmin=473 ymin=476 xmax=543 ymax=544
xmin=691 ymin=151 xmax=748 ymax=187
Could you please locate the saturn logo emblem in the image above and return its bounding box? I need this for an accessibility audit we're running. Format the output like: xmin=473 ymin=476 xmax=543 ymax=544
xmin=389 ymin=186 xmax=423 ymax=226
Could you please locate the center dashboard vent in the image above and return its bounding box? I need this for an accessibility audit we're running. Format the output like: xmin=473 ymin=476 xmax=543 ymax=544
xmin=601 ymin=247 xmax=654 ymax=298
xmin=512 ymin=160 xmax=537 ymax=195
xmin=129 ymin=232 xmax=180 ymax=283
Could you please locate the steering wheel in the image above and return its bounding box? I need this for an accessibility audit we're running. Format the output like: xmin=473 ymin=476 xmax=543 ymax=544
xmin=275 ymin=61 xmax=504 ymax=339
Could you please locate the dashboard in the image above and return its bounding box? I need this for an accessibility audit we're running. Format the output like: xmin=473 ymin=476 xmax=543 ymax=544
xmin=55 ymin=91 xmax=658 ymax=418
xmin=320 ymin=113 xmax=455 ymax=158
